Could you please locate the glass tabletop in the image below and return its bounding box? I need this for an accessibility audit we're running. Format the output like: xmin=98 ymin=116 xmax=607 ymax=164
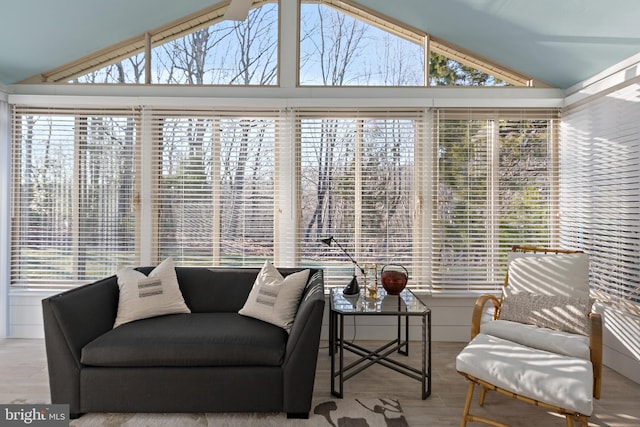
xmin=330 ymin=287 xmax=429 ymax=315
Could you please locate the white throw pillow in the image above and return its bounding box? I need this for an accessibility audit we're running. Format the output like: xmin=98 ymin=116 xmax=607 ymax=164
xmin=500 ymin=287 xmax=593 ymax=335
xmin=113 ymin=257 xmax=190 ymax=328
xmin=239 ymin=261 xmax=310 ymax=333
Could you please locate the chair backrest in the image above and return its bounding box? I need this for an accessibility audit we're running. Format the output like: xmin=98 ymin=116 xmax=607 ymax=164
xmin=500 ymin=247 xmax=593 ymax=336
xmin=506 ymin=250 xmax=590 ymax=299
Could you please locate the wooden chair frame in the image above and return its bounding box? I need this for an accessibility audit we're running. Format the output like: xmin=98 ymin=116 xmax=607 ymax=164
xmin=459 ymin=245 xmax=602 ymax=427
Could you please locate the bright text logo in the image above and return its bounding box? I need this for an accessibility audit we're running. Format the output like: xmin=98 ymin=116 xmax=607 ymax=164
xmin=0 ymin=405 xmax=68 ymax=426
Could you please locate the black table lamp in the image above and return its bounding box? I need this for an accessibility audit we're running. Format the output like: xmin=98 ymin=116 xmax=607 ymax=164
xmin=320 ymin=236 xmax=363 ymax=295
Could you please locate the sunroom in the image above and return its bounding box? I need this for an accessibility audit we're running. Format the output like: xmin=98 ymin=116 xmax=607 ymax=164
xmin=1 ymin=0 xmax=639 ymax=403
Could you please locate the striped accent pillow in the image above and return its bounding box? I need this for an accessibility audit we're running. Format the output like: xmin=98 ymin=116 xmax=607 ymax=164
xmin=239 ymin=261 xmax=310 ymax=333
xmin=114 ymin=257 xmax=190 ymax=328
xmin=137 ymin=277 xmax=164 ymax=298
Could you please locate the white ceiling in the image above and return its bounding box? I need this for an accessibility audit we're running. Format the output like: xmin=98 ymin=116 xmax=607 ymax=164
xmin=1 ymin=0 xmax=639 ymax=88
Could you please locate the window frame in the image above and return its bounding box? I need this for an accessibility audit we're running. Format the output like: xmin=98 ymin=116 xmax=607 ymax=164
xmin=21 ymin=0 xmax=540 ymax=88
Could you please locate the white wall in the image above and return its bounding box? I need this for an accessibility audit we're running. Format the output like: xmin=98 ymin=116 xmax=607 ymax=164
xmin=0 ymin=89 xmax=10 ymax=339
xmin=595 ymin=303 xmax=640 ymax=384
xmin=8 ymin=290 xmax=52 ymax=338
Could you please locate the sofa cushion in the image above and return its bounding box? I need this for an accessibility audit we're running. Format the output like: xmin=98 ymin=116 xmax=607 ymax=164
xmin=456 ymin=333 xmax=593 ymax=416
xmin=114 ymin=257 xmax=190 ymax=328
xmin=81 ymin=313 xmax=288 ymax=367
xmin=480 ymin=319 xmax=591 ymax=359
xmin=173 ymin=267 xmax=261 ymax=313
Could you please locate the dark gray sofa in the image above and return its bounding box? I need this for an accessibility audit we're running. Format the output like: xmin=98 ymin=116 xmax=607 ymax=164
xmin=41 ymin=266 xmax=324 ymax=419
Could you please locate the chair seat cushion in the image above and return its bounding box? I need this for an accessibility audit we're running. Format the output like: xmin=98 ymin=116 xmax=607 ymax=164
xmin=456 ymin=333 xmax=593 ymax=416
xmin=480 ymin=319 xmax=591 ymax=359
xmin=81 ymin=313 xmax=288 ymax=367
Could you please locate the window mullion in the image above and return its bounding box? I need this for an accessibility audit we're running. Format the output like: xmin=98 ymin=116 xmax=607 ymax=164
xmin=424 ymin=35 xmax=430 ymax=87
xmin=212 ymin=118 xmax=221 ymax=264
xmin=415 ymin=110 xmax=431 ymax=291
xmin=144 ymin=33 xmax=152 ymax=85
xmin=140 ymin=108 xmax=154 ymax=265
xmin=72 ymin=117 xmax=85 ymax=281
xmin=275 ymin=109 xmax=297 ymax=266
xmin=489 ymin=117 xmax=500 ymax=284
xmin=550 ymin=119 xmax=560 ymax=245
xmin=354 ymin=118 xmax=363 ymax=265
xmin=280 ymin=0 xmax=297 ymax=88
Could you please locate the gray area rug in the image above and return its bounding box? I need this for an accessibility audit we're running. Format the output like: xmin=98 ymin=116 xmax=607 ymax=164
xmin=69 ymin=398 xmax=409 ymax=427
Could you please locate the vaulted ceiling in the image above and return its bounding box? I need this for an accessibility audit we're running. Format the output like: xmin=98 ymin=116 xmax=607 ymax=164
xmin=1 ymin=0 xmax=639 ymax=89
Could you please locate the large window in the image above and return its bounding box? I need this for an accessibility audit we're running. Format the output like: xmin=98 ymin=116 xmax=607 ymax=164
xmin=428 ymin=53 xmax=508 ymax=87
xmin=11 ymin=108 xmax=139 ymax=287
xmin=150 ymin=4 xmax=278 ymax=85
xmin=73 ymin=54 xmax=145 ymax=84
xmin=432 ymin=109 xmax=557 ymax=292
xmin=297 ymin=110 xmax=424 ymax=287
xmin=10 ymin=106 xmax=556 ymax=293
xmin=71 ymin=2 xmax=279 ymax=85
xmin=299 ymin=3 xmax=424 ymax=86
xmin=32 ymin=1 xmax=535 ymax=87
xmin=152 ymin=111 xmax=276 ymax=266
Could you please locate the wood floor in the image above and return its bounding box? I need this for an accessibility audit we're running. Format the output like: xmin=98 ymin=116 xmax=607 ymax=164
xmin=2 ymin=338 xmax=640 ymax=426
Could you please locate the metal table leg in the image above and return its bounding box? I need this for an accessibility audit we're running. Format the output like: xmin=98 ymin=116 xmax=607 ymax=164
xmin=331 ymin=311 xmax=344 ymax=398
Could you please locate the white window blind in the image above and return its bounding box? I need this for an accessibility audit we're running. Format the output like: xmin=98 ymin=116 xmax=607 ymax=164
xmin=561 ymin=85 xmax=640 ymax=316
xmin=296 ymin=109 xmax=428 ymax=290
xmin=150 ymin=109 xmax=277 ymax=267
xmin=432 ymin=109 xmax=558 ymax=293
xmin=10 ymin=104 xmax=558 ymax=294
xmin=11 ymin=107 xmax=140 ymax=288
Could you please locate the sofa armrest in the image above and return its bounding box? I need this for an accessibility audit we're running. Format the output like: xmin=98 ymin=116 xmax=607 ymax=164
xmin=43 ymin=276 xmax=120 ymax=361
xmin=283 ymin=269 xmax=325 ymax=415
xmin=470 ymin=294 xmax=501 ymax=339
xmin=42 ymin=276 xmax=119 ymax=415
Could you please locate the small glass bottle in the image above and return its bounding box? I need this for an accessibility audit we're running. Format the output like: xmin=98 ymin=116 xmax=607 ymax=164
xmin=364 ymin=263 xmax=378 ymax=299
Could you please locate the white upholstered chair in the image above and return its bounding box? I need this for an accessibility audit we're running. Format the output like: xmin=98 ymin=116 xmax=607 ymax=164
xmin=456 ymin=245 xmax=602 ymax=427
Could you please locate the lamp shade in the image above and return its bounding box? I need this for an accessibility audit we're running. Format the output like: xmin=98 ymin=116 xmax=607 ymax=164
xmin=320 ymin=237 xmax=334 ymax=247
xmin=320 ymin=236 xmax=361 ymax=295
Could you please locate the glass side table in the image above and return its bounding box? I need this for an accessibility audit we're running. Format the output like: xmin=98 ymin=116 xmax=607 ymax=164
xmin=328 ymin=287 xmax=431 ymax=399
